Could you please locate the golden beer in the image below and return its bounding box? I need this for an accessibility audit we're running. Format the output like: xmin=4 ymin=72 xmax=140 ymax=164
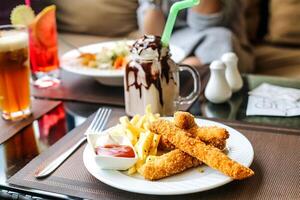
xmin=0 ymin=25 xmax=31 ymax=120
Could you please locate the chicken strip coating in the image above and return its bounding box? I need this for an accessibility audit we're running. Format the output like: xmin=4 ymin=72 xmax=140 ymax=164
xmin=158 ymin=126 xmax=227 ymax=151
xmin=158 ymin=136 xmax=175 ymax=151
xmin=174 ymin=111 xmax=196 ymax=129
xmin=188 ymin=126 xmax=228 ymax=150
xmin=157 ymin=111 xmax=195 ymax=151
xmin=139 ymin=149 xmax=201 ymax=181
xmin=158 ymin=130 xmax=226 ymax=151
xmin=147 ymin=130 xmax=227 ymax=180
xmin=150 ymin=127 xmax=227 ymax=180
xmin=174 ymin=111 xmax=229 ymax=150
xmin=158 ymin=111 xmax=228 ymax=150
xmin=149 ymin=112 xmax=228 ymax=180
xmin=150 ymin=119 xmax=254 ymax=180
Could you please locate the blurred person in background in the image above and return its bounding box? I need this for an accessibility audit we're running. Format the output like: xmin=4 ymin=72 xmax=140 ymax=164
xmin=1 ymin=0 xmax=254 ymax=73
xmin=137 ymin=0 xmax=254 ymax=72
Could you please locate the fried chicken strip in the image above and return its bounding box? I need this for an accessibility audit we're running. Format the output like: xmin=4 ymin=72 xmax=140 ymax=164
xmin=174 ymin=111 xmax=229 ymax=150
xmin=173 ymin=111 xmax=197 ymax=129
xmin=158 ymin=112 xmax=229 ymax=150
xmin=188 ymin=126 xmax=228 ymax=150
xmin=139 ymin=149 xmax=200 ymax=180
xmin=144 ymin=112 xmax=229 ymax=180
xmin=150 ymin=119 xmax=254 ymax=180
xmin=150 ymin=112 xmax=228 ymax=180
xmin=142 ymin=133 xmax=226 ymax=180
xmin=145 ymin=128 xmax=226 ymax=180
xmin=158 ymin=136 xmax=175 ymax=151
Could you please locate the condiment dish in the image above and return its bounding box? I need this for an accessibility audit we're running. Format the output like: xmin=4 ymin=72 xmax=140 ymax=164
xmin=86 ymin=126 xmax=138 ymax=170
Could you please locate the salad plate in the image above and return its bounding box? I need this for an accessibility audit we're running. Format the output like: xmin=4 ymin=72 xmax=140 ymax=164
xmin=61 ymin=40 xmax=186 ymax=86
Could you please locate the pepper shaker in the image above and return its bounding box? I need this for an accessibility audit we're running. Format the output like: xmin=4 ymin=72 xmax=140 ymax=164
xmin=221 ymin=52 xmax=243 ymax=93
xmin=204 ymin=60 xmax=232 ymax=104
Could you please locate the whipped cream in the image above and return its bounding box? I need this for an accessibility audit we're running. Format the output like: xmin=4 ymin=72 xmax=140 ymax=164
xmin=131 ymin=35 xmax=170 ymax=61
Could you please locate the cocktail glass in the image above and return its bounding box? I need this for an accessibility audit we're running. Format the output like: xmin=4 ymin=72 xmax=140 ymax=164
xmin=29 ymin=5 xmax=60 ymax=88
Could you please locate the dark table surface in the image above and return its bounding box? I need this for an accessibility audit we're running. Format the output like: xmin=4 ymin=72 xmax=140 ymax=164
xmin=0 ymin=74 xmax=299 ymax=199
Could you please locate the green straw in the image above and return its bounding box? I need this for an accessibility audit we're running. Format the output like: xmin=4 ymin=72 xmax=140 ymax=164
xmin=161 ymin=0 xmax=200 ymax=46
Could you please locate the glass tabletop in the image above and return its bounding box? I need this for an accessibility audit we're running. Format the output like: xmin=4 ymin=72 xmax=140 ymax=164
xmin=0 ymin=74 xmax=299 ymax=199
xmin=199 ymin=74 xmax=300 ymax=129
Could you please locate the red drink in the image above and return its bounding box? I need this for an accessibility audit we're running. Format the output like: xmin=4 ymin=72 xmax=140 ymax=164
xmin=29 ymin=5 xmax=60 ymax=88
xmin=29 ymin=27 xmax=59 ymax=73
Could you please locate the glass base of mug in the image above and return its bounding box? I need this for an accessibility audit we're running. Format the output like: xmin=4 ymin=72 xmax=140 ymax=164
xmin=2 ymin=107 xmax=32 ymax=121
xmin=32 ymin=70 xmax=60 ymax=88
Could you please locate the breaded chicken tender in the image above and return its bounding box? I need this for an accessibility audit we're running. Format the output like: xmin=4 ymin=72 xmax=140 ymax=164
xmin=158 ymin=136 xmax=175 ymax=151
xmin=139 ymin=149 xmax=200 ymax=180
xmin=174 ymin=111 xmax=196 ymax=129
xmin=150 ymin=119 xmax=254 ymax=180
xmin=147 ymin=129 xmax=227 ymax=180
xmin=149 ymin=124 xmax=228 ymax=180
xmin=174 ymin=111 xmax=229 ymax=150
xmin=188 ymin=126 xmax=228 ymax=150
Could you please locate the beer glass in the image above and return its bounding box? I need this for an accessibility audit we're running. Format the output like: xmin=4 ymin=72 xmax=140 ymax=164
xmin=0 ymin=25 xmax=31 ymax=120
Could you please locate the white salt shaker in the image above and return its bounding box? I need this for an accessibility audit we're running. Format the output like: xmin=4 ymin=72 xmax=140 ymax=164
xmin=205 ymin=60 xmax=232 ymax=104
xmin=221 ymin=52 xmax=243 ymax=93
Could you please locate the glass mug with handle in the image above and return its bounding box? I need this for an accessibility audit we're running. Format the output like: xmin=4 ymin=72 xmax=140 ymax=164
xmin=124 ymin=35 xmax=200 ymax=116
xmin=0 ymin=25 xmax=31 ymax=120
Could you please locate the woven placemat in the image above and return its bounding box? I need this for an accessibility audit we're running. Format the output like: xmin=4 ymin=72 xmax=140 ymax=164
xmin=8 ymin=108 xmax=300 ymax=199
xmin=0 ymin=99 xmax=61 ymax=144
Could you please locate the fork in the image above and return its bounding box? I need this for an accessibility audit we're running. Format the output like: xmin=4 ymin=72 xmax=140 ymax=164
xmin=35 ymin=108 xmax=112 ymax=178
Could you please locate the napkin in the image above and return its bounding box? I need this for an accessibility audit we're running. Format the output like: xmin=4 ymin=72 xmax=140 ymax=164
xmin=248 ymin=83 xmax=300 ymax=102
xmin=246 ymin=83 xmax=300 ymax=117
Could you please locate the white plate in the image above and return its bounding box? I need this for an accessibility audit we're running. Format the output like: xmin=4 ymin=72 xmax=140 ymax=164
xmin=61 ymin=41 xmax=186 ymax=86
xmin=83 ymin=117 xmax=254 ymax=195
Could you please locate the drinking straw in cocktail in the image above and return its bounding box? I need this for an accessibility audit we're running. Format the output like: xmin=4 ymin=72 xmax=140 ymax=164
xmin=25 ymin=0 xmax=31 ymax=7
xmin=161 ymin=0 xmax=200 ymax=46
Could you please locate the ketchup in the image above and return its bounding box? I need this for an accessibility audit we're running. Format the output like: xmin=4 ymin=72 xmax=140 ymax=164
xmin=95 ymin=144 xmax=135 ymax=158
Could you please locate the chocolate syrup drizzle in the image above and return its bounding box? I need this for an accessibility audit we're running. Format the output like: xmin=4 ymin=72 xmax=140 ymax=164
xmin=125 ymin=35 xmax=175 ymax=106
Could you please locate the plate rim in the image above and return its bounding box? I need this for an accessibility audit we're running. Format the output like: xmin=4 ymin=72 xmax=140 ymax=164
xmin=60 ymin=40 xmax=186 ymax=78
xmin=60 ymin=40 xmax=128 ymax=78
xmin=82 ymin=117 xmax=254 ymax=195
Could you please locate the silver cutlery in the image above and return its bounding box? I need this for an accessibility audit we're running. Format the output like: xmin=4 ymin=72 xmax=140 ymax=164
xmin=35 ymin=108 xmax=112 ymax=178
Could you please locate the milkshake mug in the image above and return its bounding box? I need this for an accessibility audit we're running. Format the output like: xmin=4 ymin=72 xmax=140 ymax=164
xmin=124 ymin=35 xmax=200 ymax=116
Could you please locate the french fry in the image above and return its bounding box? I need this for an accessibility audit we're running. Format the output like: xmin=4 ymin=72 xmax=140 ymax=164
xmin=143 ymin=122 xmax=150 ymax=130
xmin=117 ymin=105 xmax=162 ymax=175
xmin=120 ymin=116 xmax=144 ymax=137
xmin=136 ymin=159 xmax=145 ymax=173
xmin=119 ymin=116 xmax=130 ymax=125
xmin=136 ymin=115 xmax=146 ymax=129
xmin=135 ymin=131 xmax=154 ymax=160
xmin=125 ymin=129 xmax=138 ymax=145
xmin=127 ymin=165 xmax=137 ymax=175
xmin=128 ymin=123 xmax=144 ymax=137
xmin=149 ymin=134 xmax=161 ymax=155
xmin=130 ymin=114 xmax=140 ymax=126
